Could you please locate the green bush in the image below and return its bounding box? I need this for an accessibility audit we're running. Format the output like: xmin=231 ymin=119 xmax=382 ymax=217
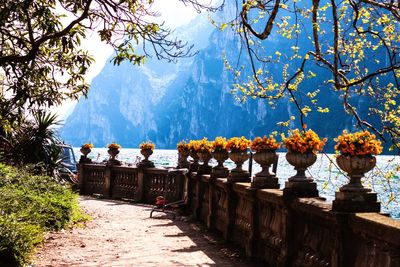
xmin=0 ymin=163 xmax=88 ymax=266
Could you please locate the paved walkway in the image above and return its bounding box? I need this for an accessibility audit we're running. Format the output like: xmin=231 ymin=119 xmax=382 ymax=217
xmin=33 ymin=197 xmax=260 ymax=266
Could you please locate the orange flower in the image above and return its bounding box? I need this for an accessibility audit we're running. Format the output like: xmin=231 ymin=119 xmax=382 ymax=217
xmin=334 ymin=130 xmax=382 ymax=156
xmin=108 ymin=143 xmax=121 ymax=149
xmin=177 ymin=141 xmax=190 ymax=153
xmin=189 ymin=138 xmax=212 ymax=153
xmin=81 ymin=143 xmax=94 ymax=149
xmin=283 ymin=129 xmax=326 ymax=154
xmin=226 ymin=136 xmax=251 ymax=152
xmin=212 ymin=137 xmax=228 ymax=151
xmin=250 ymin=135 xmax=281 ymax=152
xmin=140 ymin=141 xmax=155 ymax=150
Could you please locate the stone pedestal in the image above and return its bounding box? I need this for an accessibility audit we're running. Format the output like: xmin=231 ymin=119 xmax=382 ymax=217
xmin=332 ymin=191 xmax=380 ymax=212
xmin=251 ymin=176 xmax=280 ymax=189
xmin=283 ymin=180 xmax=319 ymax=199
xmin=228 ymin=170 xmax=250 ymax=183
xmin=138 ymin=160 xmax=154 ymax=168
xmin=79 ymin=155 xmax=92 ymax=164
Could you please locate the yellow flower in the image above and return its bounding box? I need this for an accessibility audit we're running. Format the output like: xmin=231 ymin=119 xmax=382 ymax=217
xmin=283 ymin=129 xmax=326 ymax=154
xmin=212 ymin=136 xmax=228 ymax=151
xmin=250 ymin=135 xmax=281 ymax=152
xmin=189 ymin=138 xmax=212 ymax=153
xmin=226 ymin=136 xmax=250 ymax=152
xmin=177 ymin=141 xmax=190 ymax=153
xmin=139 ymin=141 xmax=155 ymax=150
xmin=81 ymin=143 xmax=94 ymax=149
xmin=108 ymin=143 xmax=121 ymax=149
xmin=334 ymin=130 xmax=382 ymax=156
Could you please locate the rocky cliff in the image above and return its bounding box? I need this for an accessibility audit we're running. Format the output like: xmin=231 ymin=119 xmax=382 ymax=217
xmin=60 ymin=7 xmax=381 ymax=150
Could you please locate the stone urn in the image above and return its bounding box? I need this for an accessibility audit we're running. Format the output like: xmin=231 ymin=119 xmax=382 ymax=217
xmin=178 ymin=149 xmax=190 ymax=169
xmin=108 ymin=148 xmax=120 ymax=160
xmin=139 ymin=149 xmax=155 ymax=168
xmin=251 ymin=151 xmax=279 ymax=189
xmin=228 ymin=150 xmax=250 ymax=182
xmin=189 ymin=150 xmax=200 ymax=172
xmin=80 ymin=147 xmax=91 ymax=157
xmin=286 ymin=152 xmax=317 ymax=182
xmin=336 ymin=155 xmax=376 ymax=192
xmin=79 ymin=147 xmax=92 ymax=163
xmin=253 ymin=151 xmax=277 ymax=177
xmin=197 ymin=151 xmax=212 ymax=174
xmin=211 ymin=150 xmax=229 ymax=178
xmin=283 ymin=152 xmax=318 ymax=198
xmin=332 ymin=155 xmax=380 ymax=212
xmin=107 ymin=148 xmax=121 ymax=165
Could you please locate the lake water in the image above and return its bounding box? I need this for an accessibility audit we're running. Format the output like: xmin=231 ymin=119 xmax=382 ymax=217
xmin=74 ymin=148 xmax=400 ymax=219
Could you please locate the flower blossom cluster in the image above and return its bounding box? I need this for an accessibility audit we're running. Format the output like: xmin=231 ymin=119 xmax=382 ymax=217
xmin=283 ymin=129 xmax=326 ymax=154
xmin=250 ymin=135 xmax=281 ymax=152
xmin=334 ymin=130 xmax=382 ymax=156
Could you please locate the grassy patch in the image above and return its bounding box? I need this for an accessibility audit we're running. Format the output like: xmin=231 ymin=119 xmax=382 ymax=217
xmin=0 ymin=163 xmax=89 ymax=266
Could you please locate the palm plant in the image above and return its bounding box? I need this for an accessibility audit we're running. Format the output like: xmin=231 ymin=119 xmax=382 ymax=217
xmin=0 ymin=111 xmax=62 ymax=175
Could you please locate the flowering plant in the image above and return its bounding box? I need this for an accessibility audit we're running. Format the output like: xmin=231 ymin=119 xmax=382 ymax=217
xmin=140 ymin=141 xmax=155 ymax=150
xmin=188 ymin=140 xmax=199 ymax=152
xmin=108 ymin=143 xmax=121 ymax=149
xmin=226 ymin=136 xmax=251 ymax=152
xmin=177 ymin=141 xmax=190 ymax=153
xmin=212 ymin=137 xmax=228 ymax=152
xmin=251 ymin=135 xmax=281 ymax=152
xmin=283 ymin=129 xmax=326 ymax=154
xmin=334 ymin=130 xmax=382 ymax=156
xmin=81 ymin=143 xmax=93 ymax=149
xmin=195 ymin=138 xmax=213 ymax=153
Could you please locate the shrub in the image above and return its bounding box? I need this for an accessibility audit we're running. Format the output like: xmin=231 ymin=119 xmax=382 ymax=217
xmin=0 ymin=163 xmax=88 ymax=266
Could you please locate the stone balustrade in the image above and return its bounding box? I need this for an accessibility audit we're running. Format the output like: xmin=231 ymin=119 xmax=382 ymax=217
xmin=78 ymin=163 xmax=185 ymax=203
xmin=78 ymin=149 xmax=400 ymax=266
xmin=187 ymin=170 xmax=400 ymax=267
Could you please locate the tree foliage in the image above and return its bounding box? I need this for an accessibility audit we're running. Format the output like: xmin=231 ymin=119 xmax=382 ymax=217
xmin=222 ymin=0 xmax=400 ymax=150
xmin=0 ymin=0 xmax=220 ymax=131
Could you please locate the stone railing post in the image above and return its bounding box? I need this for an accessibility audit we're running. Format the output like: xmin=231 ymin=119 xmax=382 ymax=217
xmin=135 ymin=166 xmax=145 ymax=202
xmin=104 ymin=163 xmax=112 ymax=198
xmin=206 ymin=174 xmax=217 ymax=230
xmin=78 ymin=163 xmax=85 ymax=194
xmin=224 ymin=181 xmax=236 ymax=241
xmin=247 ymin=187 xmax=258 ymax=258
xmin=194 ymin=172 xmax=203 ymax=220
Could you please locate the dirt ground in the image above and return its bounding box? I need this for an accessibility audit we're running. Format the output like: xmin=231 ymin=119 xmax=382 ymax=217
xmin=32 ymin=196 xmax=261 ymax=267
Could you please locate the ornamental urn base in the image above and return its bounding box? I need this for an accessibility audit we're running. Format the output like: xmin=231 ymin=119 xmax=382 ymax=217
xmin=332 ymin=191 xmax=380 ymax=213
xmin=251 ymin=176 xmax=280 ymax=189
xmin=79 ymin=155 xmax=92 ymax=164
xmin=283 ymin=181 xmax=319 ymax=199
xmin=228 ymin=170 xmax=250 ymax=183
xmin=138 ymin=160 xmax=155 ymax=168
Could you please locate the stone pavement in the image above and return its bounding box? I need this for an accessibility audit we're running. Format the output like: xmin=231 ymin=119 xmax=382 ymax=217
xmin=33 ymin=196 xmax=261 ymax=266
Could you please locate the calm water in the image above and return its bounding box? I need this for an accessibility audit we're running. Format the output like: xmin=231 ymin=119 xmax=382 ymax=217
xmin=74 ymin=148 xmax=400 ymax=219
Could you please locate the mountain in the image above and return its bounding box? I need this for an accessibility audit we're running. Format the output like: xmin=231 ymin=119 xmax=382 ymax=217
xmin=60 ymin=5 xmax=384 ymax=151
